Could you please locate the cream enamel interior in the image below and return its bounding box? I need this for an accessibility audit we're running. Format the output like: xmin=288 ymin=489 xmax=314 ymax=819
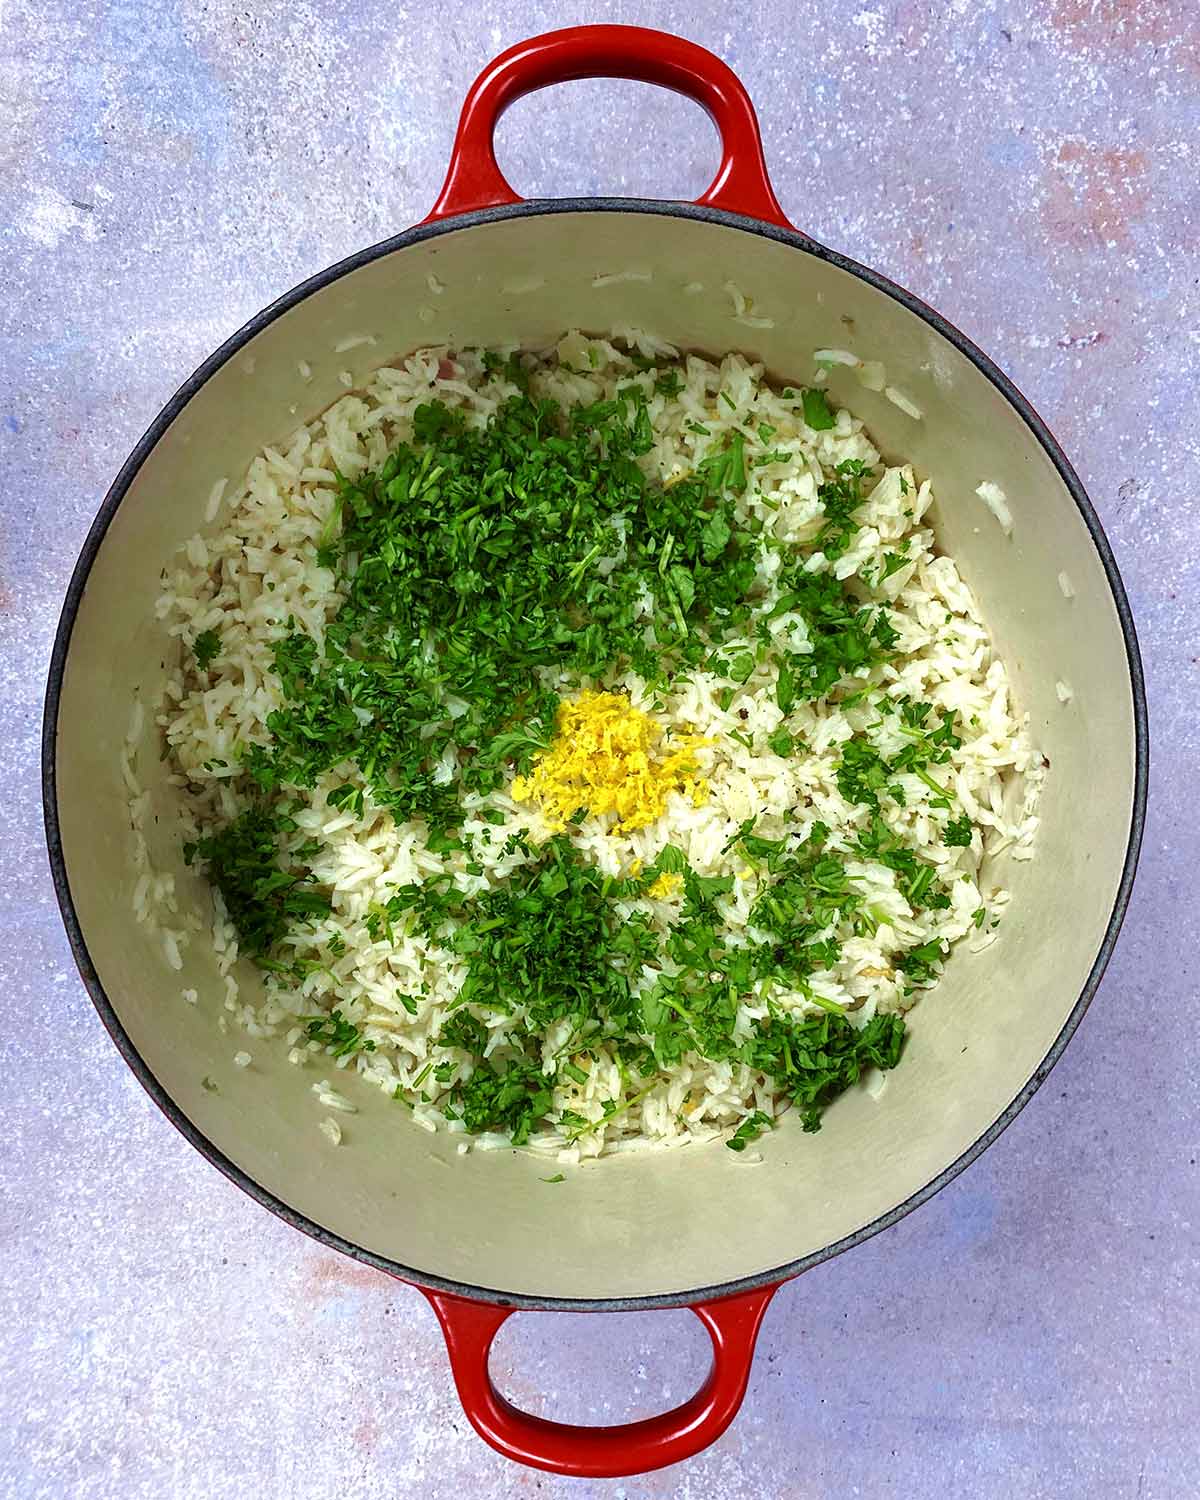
xmin=52 ymin=210 xmax=1137 ymax=1302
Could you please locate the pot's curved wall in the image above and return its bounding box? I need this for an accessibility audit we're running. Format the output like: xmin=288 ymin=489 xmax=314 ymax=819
xmin=52 ymin=209 xmax=1137 ymax=1302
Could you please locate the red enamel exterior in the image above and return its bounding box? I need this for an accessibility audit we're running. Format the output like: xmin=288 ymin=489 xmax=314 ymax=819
xmin=422 ymin=1281 xmax=782 ymax=1478
xmin=424 ymin=24 xmax=794 ymax=230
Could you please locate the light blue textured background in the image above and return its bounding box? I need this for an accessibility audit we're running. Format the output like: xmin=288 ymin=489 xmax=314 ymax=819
xmin=2 ymin=2 xmax=1198 ymax=1496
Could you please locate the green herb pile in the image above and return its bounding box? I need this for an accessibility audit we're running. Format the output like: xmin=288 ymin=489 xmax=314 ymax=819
xmin=183 ymin=350 xmax=987 ymax=1152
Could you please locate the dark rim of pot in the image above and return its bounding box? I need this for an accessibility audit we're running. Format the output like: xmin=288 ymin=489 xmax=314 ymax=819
xmin=43 ymin=199 xmax=1149 ymax=1312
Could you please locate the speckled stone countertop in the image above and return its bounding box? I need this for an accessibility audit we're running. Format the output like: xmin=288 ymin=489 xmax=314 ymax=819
xmin=2 ymin=2 xmax=1197 ymax=1496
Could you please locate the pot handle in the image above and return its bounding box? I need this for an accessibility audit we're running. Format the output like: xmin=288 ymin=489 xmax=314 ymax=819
xmin=422 ymin=1281 xmax=781 ymax=1478
xmin=424 ymin=25 xmax=793 ymax=230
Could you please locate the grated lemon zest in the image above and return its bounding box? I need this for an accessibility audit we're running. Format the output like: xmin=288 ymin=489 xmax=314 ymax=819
xmin=510 ymin=691 xmax=708 ymax=833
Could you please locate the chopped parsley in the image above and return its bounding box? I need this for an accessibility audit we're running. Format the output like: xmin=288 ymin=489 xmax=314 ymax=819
xmin=183 ymin=807 xmax=330 ymax=958
xmin=813 ymin=459 xmax=872 ymax=561
xmin=456 ymin=1056 xmax=555 ymax=1145
xmin=305 ymin=1009 xmax=376 ymax=1058
xmin=801 ymin=387 xmax=836 ymax=431
xmin=192 ymin=629 xmax=221 ymax=670
xmin=837 ymin=702 xmax=966 ymax=823
xmin=746 ymin=1011 xmax=905 ymax=1131
xmin=727 ymin=1110 xmax=773 ymax=1151
xmin=768 ymin=727 xmax=795 ymax=757
xmin=769 ymin=572 xmax=896 ymax=707
xmin=879 ymin=543 xmax=911 ymax=581
xmin=394 ymin=835 xmax=657 ymax=1034
xmin=855 ymin=814 xmax=952 ymax=914
xmin=897 ymin=937 xmax=949 ymax=985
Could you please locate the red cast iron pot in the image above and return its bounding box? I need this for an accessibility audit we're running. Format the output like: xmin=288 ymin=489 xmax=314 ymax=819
xmin=44 ymin=24 xmax=1147 ymax=1479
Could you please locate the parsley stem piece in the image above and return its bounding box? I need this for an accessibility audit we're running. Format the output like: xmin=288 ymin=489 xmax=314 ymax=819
xmin=567 ymin=1079 xmax=659 ymax=1142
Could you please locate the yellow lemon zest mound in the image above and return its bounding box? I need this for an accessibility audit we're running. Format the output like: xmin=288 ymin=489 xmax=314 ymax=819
xmin=510 ymin=691 xmax=709 ymax=833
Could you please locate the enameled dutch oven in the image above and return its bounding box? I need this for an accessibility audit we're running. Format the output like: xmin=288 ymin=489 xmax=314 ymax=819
xmin=43 ymin=25 xmax=1147 ymax=1479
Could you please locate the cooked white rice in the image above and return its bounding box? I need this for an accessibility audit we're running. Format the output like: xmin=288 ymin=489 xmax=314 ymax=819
xmin=976 ymin=480 xmax=1014 ymax=536
xmin=149 ymin=331 xmax=1042 ymax=1162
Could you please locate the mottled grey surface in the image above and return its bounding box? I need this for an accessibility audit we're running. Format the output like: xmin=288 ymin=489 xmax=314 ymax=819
xmin=1 ymin=0 xmax=1197 ymax=1495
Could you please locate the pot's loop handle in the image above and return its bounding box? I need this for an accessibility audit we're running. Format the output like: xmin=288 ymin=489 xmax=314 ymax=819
xmin=423 ymin=1282 xmax=781 ymax=1478
xmin=425 ymin=24 xmax=793 ymax=230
